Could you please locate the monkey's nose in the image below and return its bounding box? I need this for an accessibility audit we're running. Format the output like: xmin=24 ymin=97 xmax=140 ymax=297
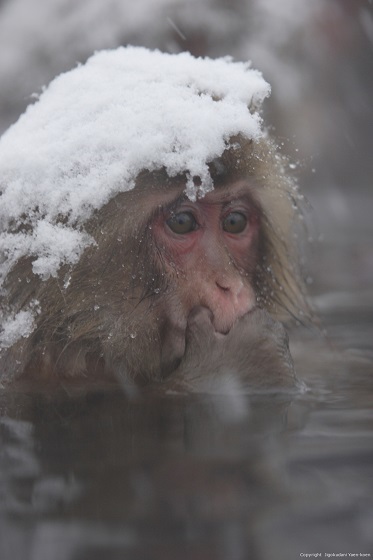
xmin=215 ymin=277 xmax=245 ymax=298
xmin=209 ymin=279 xmax=254 ymax=333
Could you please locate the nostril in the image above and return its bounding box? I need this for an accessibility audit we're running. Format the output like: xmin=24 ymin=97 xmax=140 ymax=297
xmin=216 ymin=281 xmax=230 ymax=293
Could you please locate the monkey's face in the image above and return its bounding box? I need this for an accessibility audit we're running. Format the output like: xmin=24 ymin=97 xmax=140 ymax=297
xmin=53 ymin=181 xmax=262 ymax=382
xmin=146 ymin=181 xmax=260 ymax=364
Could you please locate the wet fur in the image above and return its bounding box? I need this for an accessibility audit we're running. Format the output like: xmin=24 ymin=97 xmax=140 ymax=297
xmin=0 ymin=136 xmax=308 ymax=385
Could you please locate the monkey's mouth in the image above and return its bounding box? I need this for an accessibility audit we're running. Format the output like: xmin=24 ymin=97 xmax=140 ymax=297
xmin=210 ymin=307 xmax=255 ymax=335
xmin=186 ymin=306 xmax=237 ymax=338
xmin=163 ymin=304 xmax=254 ymax=370
xmin=189 ymin=303 xmax=258 ymax=337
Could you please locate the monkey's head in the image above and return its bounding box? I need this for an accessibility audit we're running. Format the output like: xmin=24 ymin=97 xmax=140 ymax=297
xmin=39 ymin=136 xmax=306 ymax=385
xmin=0 ymin=47 xmax=308 ymax=387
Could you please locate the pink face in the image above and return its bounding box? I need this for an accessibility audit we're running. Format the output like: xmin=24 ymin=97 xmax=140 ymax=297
xmin=151 ymin=182 xmax=260 ymax=335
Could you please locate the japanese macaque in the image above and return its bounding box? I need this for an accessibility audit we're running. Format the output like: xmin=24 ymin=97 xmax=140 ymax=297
xmin=0 ymin=136 xmax=307 ymax=393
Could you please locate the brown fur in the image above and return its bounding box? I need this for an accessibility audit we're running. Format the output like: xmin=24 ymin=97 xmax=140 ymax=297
xmin=0 ymin=136 xmax=308 ymax=385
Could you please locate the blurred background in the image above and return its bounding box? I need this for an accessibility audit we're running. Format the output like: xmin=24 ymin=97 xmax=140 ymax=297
xmin=0 ymin=0 xmax=372 ymax=296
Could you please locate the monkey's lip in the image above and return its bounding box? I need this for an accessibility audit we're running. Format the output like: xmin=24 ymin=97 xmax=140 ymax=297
xmin=185 ymin=305 xmax=252 ymax=336
xmin=167 ymin=304 xmax=256 ymax=357
xmin=212 ymin=305 xmax=256 ymax=335
xmin=214 ymin=323 xmax=230 ymax=335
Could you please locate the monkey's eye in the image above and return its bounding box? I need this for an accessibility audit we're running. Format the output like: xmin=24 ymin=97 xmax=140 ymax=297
xmin=222 ymin=212 xmax=247 ymax=234
xmin=166 ymin=212 xmax=197 ymax=234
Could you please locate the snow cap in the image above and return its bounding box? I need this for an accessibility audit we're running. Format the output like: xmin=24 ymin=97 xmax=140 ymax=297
xmin=0 ymin=46 xmax=270 ymax=288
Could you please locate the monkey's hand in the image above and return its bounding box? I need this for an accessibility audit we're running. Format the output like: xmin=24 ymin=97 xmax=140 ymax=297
xmin=167 ymin=306 xmax=300 ymax=394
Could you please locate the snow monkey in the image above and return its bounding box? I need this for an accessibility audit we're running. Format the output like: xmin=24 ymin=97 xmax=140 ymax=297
xmin=0 ymin=47 xmax=308 ymax=392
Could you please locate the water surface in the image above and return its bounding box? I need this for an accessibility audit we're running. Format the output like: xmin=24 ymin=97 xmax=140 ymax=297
xmin=0 ymin=295 xmax=372 ymax=560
